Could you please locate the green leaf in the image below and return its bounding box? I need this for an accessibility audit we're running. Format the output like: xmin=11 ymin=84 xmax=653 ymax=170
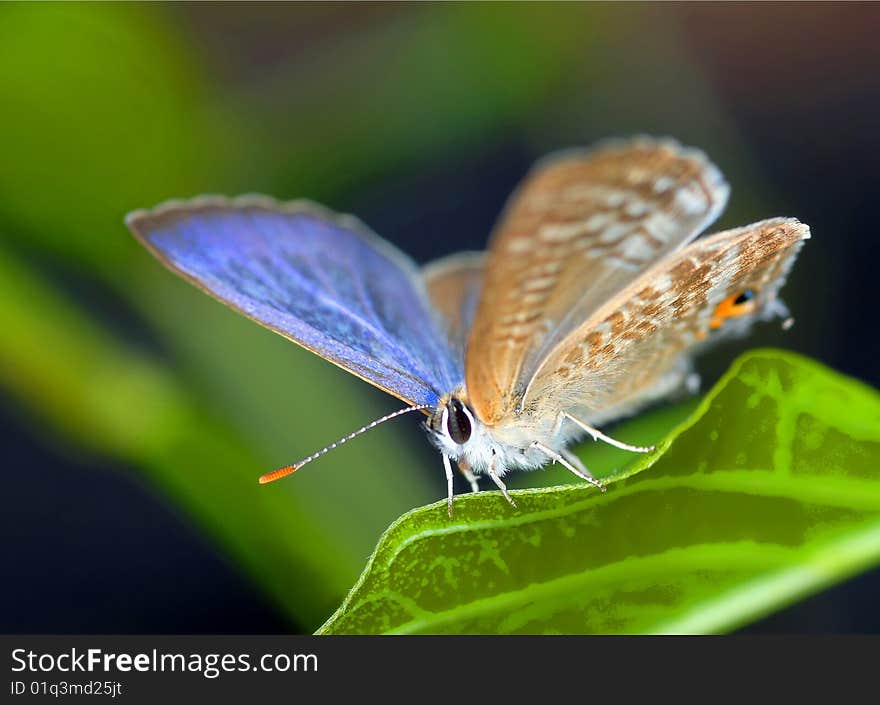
xmin=318 ymin=350 xmax=880 ymax=634
xmin=0 ymin=245 xmax=391 ymax=629
xmin=0 ymin=3 xmax=234 ymax=274
xmin=0 ymin=3 xmax=438 ymax=627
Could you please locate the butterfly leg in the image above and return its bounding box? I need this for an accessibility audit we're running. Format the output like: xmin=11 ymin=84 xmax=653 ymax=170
xmin=487 ymin=461 xmax=516 ymax=508
xmin=442 ymin=454 xmax=456 ymax=517
xmin=457 ymin=460 xmax=480 ymax=494
xmin=561 ymin=412 xmax=655 ymax=453
xmin=530 ymin=441 xmax=606 ymax=493
xmin=561 ymin=449 xmax=603 ymax=487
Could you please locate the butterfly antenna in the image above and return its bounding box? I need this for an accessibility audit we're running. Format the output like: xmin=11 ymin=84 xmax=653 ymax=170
xmin=258 ymin=403 xmax=430 ymax=484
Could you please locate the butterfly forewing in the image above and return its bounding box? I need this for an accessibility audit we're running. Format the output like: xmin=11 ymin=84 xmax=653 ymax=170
xmin=521 ymin=218 xmax=809 ymax=423
xmin=466 ymin=137 xmax=731 ymax=425
xmin=126 ymin=196 xmax=459 ymax=409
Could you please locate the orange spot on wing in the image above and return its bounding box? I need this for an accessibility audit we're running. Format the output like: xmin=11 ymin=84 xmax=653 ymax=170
xmin=709 ymin=290 xmax=757 ymax=331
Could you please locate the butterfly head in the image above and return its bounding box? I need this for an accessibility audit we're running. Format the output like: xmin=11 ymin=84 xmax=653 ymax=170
xmin=427 ymin=391 xmax=497 ymax=466
xmin=427 ymin=390 xmax=556 ymax=476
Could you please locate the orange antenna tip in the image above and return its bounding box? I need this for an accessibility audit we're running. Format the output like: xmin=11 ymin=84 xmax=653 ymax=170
xmin=258 ymin=465 xmax=298 ymax=485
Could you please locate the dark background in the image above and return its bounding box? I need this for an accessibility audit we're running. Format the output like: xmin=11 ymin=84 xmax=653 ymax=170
xmin=1 ymin=2 xmax=878 ymax=633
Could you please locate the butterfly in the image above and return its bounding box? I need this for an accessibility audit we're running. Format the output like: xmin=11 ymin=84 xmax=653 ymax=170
xmin=126 ymin=137 xmax=808 ymax=515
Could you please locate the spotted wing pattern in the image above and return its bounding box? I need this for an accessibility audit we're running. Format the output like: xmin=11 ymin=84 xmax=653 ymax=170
xmin=466 ymin=137 xmax=730 ymax=425
xmin=521 ymin=218 xmax=809 ymax=424
xmin=126 ymin=196 xmax=460 ymax=408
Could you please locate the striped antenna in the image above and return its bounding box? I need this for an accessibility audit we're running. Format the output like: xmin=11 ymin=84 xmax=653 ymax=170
xmin=258 ymin=403 xmax=430 ymax=484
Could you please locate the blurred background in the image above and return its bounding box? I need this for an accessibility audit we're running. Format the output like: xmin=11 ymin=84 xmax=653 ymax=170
xmin=1 ymin=2 xmax=878 ymax=634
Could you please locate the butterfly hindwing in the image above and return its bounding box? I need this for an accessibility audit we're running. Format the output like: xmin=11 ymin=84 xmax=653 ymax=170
xmin=126 ymin=196 xmax=459 ymax=408
xmin=521 ymin=218 xmax=809 ymax=424
xmin=423 ymin=252 xmax=485 ymax=367
xmin=466 ymin=137 xmax=731 ymax=425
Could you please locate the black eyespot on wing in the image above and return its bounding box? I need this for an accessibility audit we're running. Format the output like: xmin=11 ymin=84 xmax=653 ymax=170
xmin=447 ymin=398 xmax=472 ymax=444
xmin=733 ymin=289 xmax=755 ymax=306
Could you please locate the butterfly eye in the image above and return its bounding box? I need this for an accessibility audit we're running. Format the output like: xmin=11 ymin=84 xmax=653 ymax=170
xmin=709 ymin=289 xmax=758 ymax=330
xmin=446 ymin=398 xmax=473 ymax=444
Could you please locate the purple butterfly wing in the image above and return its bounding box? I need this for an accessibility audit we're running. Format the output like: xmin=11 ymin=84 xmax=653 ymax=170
xmin=126 ymin=196 xmax=459 ymax=409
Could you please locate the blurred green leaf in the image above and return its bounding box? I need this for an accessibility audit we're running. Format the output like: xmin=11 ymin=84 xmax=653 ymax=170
xmin=0 ymin=3 xmax=236 ymax=274
xmin=319 ymin=350 xmax=880 ymax=634
xmin=248 ymin=3 xmax=609 ymax=197
xmin=0 ymin=2 xmax=441 ymax=615
xmin=0 ymin=245 xmax=416 ymax=628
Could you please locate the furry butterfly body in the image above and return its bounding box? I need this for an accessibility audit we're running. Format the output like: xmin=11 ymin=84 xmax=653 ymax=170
xmin=127 ymin=137 xmax=808 ymax=513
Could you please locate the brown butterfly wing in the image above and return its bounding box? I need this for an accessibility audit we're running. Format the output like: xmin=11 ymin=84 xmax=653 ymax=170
xmin=520 ymin=218 xmax=809 ymax=424
xmin=423 ymin=252 xmax=485 ymax=362
xmin=466 ymin=137 xmax=730 ymax=425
